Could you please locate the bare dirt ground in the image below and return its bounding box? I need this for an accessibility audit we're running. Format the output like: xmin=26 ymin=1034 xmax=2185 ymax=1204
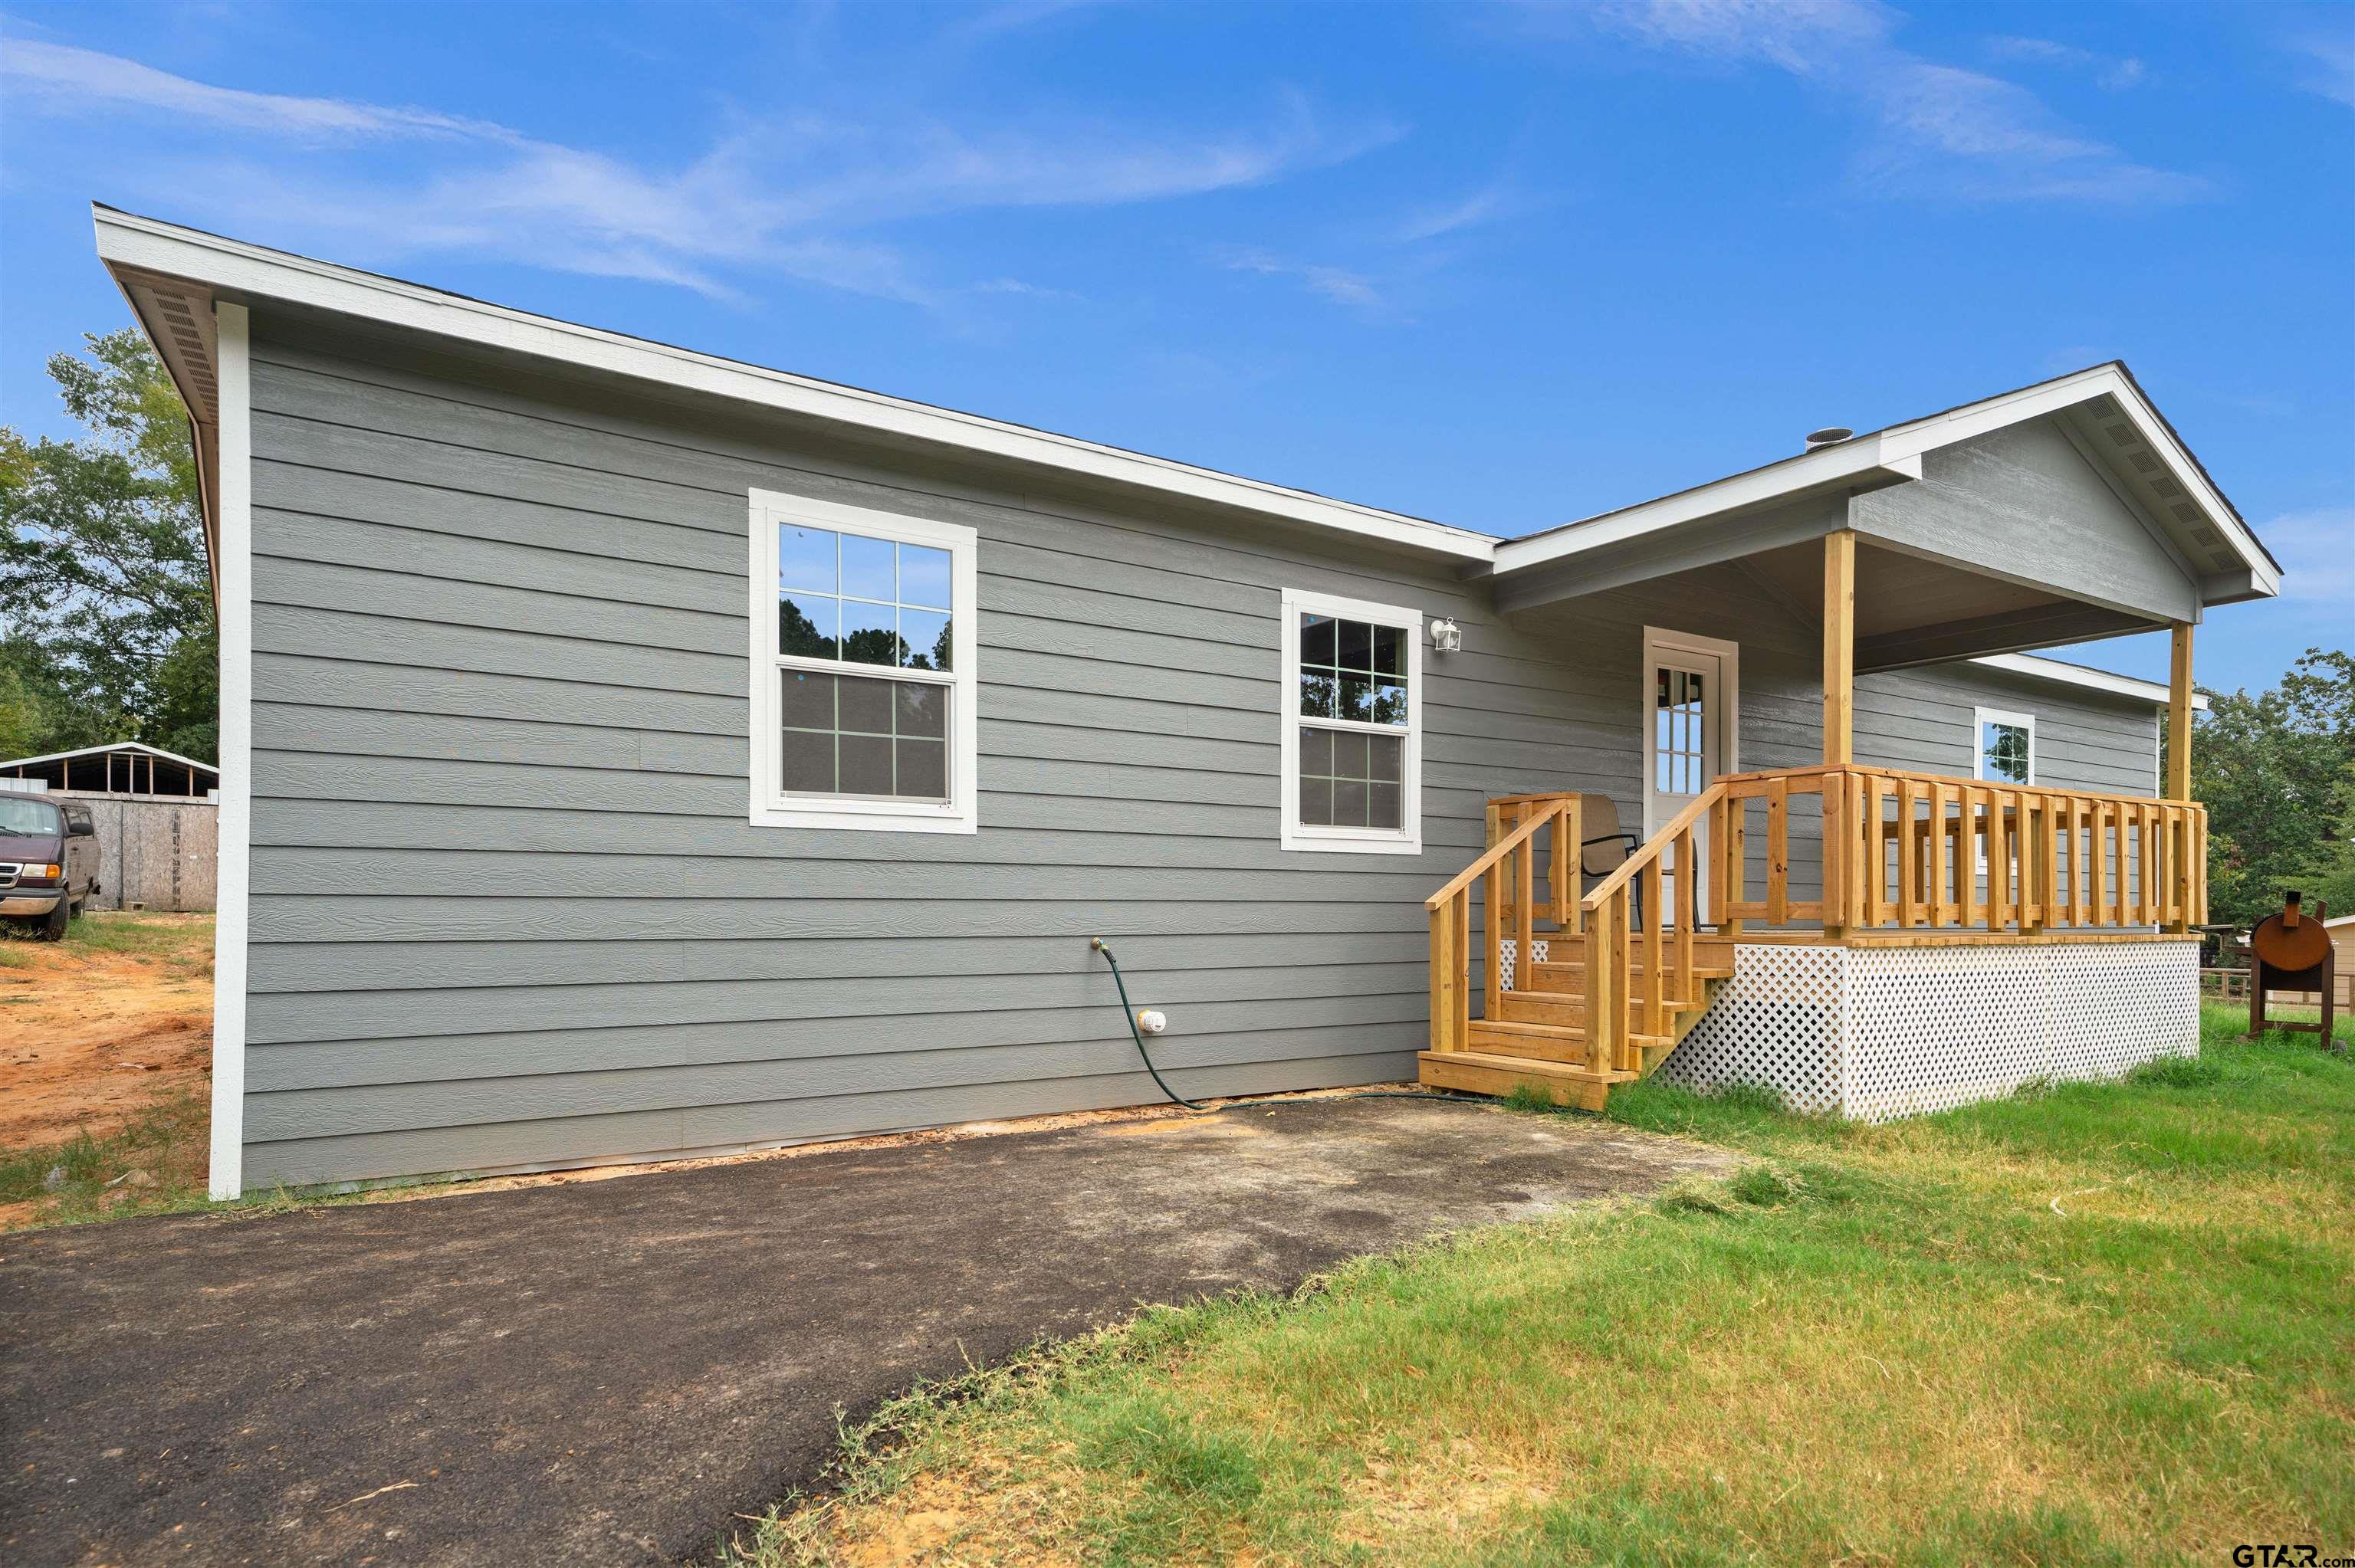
xmin=0 ymin=914 xmax=213 ymax=1150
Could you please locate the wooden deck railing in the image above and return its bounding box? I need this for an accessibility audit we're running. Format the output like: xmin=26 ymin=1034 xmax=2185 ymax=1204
xmin=1717 ymin=764 xmax=2206 ymax=936
xmin=1425 ymin=766 xmax=2206 ymax=1076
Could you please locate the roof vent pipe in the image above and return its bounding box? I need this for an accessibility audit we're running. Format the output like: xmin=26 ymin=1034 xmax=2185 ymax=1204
xmin=1805 ymin=426 xmax=1855 ymax=451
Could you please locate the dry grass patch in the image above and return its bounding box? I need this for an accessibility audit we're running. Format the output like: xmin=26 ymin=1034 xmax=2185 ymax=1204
xmin=724 ymin=1009 xmax=2353 ymax=1567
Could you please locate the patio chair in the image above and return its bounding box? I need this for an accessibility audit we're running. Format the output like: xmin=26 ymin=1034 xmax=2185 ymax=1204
xmin=1578 ymin=793 xmax=1645 ymax=928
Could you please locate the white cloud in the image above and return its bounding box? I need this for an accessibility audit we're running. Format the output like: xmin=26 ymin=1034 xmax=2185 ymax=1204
xmin=1219 ymin=248 xmax=1388 ymax=313
xmin=1564 ymin=0 xmax=2208 ymax=205
xmin=2254 ymin=506 xmax=2355 ymax=611
xmin=0 ymin=38 xmax=517 ymax=143
xmin=1394 ymin=179 xmax=1522 ymax=243
xmin=1985 ymin=35 xmax=2146 ymax=93
xmin=2 ymin=39 xmax=1397 ymax=309
xmin=2284 ymin=29 xmax=2355 ymax=109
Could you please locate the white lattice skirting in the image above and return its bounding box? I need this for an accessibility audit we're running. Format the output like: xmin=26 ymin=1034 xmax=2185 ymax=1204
xmin=1658 ymin=940 xmax=2201 ymax=1122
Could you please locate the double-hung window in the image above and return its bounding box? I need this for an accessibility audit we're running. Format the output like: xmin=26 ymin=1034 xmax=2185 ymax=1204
xmin=1279 ymin=587 xmax=1421 ymax=854
xmin=748 ymin=490 xmax=978 ymax=832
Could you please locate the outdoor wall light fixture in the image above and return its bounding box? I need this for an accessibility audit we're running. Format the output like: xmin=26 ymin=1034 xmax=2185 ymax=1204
xmin=1429 ymin=617 xmax=1463 ymax=653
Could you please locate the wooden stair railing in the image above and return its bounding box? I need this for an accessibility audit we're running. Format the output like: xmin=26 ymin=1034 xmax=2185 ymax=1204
xmin=1422 ymin=787 xmax=1733 ymax=1108
xmin=1578 ymin=781 xmax=1729 ymax=1074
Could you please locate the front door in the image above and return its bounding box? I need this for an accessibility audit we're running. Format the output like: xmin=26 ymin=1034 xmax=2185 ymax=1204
xmin=1644 ymin=629 xmax=1737 ymax=920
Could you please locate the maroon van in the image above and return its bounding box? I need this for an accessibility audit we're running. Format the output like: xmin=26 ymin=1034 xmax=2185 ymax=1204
xmin=0 ymin=792 xmax=101 ymax=941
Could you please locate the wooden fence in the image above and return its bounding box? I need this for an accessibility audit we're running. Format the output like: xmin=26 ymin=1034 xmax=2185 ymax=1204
xmin=57 ymin=793 xmax=218 ymax=912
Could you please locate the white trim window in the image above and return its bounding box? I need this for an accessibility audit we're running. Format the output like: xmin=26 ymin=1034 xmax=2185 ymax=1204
xmin=1972 ymin=704 xmax=2035 ymax=877
xmin=1972 ymin=706 xmax=2036 ymax=786
xmin=1279 ymin=587 xmax=1422 ymax=855
xmin=747 ymin=490 xmax=979 ymax=832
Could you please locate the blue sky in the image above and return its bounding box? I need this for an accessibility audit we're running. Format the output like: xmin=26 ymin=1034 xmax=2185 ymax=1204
xmin=3 ymin=0 xmax=2348 ymax=696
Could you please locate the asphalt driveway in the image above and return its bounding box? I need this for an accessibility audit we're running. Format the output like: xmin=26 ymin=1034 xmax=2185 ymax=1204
xmin=2 ymin=1094 xmax=1731 ymax=1566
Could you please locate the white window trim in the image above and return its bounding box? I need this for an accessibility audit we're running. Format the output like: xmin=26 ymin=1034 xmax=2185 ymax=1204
xmin=1971 ymin=705 xmax=2038 ymax=785
xmin=1279 ymin=586 xmax=1423 ymax=855
xmin=747 ymin=489 xmax=979 ymax=833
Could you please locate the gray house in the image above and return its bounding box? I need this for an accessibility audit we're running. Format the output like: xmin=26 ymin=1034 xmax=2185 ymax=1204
xmin=92 ymin=207 xmax=2276 ymax=1197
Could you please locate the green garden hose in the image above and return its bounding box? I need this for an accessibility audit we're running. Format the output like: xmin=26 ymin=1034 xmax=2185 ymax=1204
xmin=1091 ymin=937 xmax=1208 ymax=1110
xmin=1089 ymin=938 xmax=1463 ymax=1114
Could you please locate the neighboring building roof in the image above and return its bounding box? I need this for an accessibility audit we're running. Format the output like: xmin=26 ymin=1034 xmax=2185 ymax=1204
xmin=1 ymin=740 xmax=219 ymax=776
xmin=1968 ymin=654 xmax=2210 ymax=711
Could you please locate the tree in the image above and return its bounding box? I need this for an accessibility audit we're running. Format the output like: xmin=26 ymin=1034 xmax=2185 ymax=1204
xmin=2188 ymin=648 xmax=2355 ymax=930
xmin=0 ymin=329 xmax=215 ymax=761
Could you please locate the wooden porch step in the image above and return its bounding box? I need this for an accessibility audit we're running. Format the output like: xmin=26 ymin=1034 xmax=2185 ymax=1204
xmin=1529 ymin=960 xmax=1733 ymax=987
xmin=1417 ymin=1049 xmax=1639 ymax=1111
xmin=1493 ymin=990 xmax=1710 ymax=1026
xmin=1467 ymin=1018 xmax=1588 ymax=1063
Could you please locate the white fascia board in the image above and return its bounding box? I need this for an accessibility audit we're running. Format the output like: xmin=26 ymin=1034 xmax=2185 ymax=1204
xmin=1969 ymin=652 xmax=2209 ymax=710
xmin=1490 ymin=438 xmax=1922 ymax=575
xmin=92 ymin=207 xmax=1497 ymax=563
xmin=1875 ymin=365 xmax=2277 ymax=596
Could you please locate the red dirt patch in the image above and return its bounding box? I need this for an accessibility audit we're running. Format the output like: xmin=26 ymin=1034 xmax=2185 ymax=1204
xmin=0 ymin=915 xmax=214 ymax=1148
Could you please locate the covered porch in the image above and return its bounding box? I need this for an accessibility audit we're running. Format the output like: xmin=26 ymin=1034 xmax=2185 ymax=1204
xmin=1419 ymin=366 xmax=2258 ymax=1117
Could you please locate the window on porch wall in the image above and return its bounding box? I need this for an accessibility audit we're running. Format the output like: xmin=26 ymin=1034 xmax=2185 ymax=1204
xmin=1972 ymin=706 xmax=2036 ymax=882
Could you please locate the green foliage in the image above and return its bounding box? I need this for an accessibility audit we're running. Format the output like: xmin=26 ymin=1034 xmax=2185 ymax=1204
xmin=2186 ymin=647 xmax=2355 ymax=929
xmin=0 ymin=329 xmax=215 ymax=763
xmin=0 ymin=652 xmax=47 ymax=756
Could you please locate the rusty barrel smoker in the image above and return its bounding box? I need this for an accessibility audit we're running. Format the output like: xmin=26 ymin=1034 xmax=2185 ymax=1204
xmin=2242 ymin=891 xmax=2340 ymax=1049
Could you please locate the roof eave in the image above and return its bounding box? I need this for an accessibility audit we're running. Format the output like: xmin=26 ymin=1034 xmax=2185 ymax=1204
xmin=1490 ymin=362 xmax=2279 ymax=603
xmin=92 ymin=205 xmax=1498 ymax=565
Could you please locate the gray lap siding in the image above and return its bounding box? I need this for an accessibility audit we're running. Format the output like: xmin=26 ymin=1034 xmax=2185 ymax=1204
xmin=241 ymin=322 xmax=1578 ymax=1186
xmin=239 ymin=318 xmax=2163 ymax=1187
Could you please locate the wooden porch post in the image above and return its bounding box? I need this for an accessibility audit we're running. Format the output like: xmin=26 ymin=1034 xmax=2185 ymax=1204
xmin=2166 ymin=622 xmax=2196 ymax=932
xmin=1823 ymin=530 xmax=1855 ymax=766
xmin=2166 ymin=622 xmax=2194 ymax=801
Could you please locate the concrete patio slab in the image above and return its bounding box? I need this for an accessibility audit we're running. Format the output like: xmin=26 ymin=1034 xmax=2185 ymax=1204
xmin=1 ymin=1093 xmax=1731 ymax=1566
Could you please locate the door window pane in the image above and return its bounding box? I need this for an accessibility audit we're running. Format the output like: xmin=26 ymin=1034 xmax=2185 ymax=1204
xmin=1654 ymin=664 xmax=1709 ymax=795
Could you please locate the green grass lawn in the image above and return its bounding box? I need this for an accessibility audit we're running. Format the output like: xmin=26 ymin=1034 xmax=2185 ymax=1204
xmin=731 ymin=1005 xmax=2354 ymax=1566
